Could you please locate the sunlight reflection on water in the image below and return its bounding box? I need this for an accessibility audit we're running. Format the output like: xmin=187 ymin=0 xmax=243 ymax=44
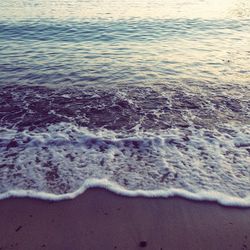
xmin=1 ymin=0 xmax=250 ymax=20
xmin=0 ymin=0 xmax=249 ymax=86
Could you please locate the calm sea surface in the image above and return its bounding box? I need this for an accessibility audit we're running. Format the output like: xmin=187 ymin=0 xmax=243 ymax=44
xmin=0 ymin=0 xmax=249 ymax=205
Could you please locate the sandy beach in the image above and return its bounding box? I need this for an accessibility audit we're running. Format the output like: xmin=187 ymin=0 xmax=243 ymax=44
xmin=0 ymin=188 xmax=249 ymax=250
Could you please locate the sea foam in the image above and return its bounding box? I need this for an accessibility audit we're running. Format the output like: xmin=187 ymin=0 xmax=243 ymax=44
xmin=1 ymin=122 xmax=249 ymax=206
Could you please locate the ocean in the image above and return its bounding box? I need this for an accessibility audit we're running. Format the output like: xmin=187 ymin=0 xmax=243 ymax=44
xmin=0 ymin=0 xmax=249 ymax=206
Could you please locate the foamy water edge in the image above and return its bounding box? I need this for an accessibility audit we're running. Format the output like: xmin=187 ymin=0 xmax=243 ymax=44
xmin=1 ymin=178 xmax=250 ymax=207
xmin=1 ymin=121 xmax=249 ymax=207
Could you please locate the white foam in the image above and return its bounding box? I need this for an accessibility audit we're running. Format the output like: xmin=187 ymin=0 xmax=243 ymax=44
xmin=0 ymin=122 xmax=249 ymax=207
xmin=1 ymin=178 xmax=250 ymax=207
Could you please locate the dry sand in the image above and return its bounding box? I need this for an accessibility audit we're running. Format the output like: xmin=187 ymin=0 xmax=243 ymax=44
xmin=0 ymin=188 xmax=249 ymax=250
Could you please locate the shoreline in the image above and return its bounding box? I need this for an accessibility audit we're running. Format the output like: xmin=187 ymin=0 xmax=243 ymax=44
xmin=0 ymin=188 xmax=250 ymax=250
xmin=1 ymin=183 xmax=250 ymax=207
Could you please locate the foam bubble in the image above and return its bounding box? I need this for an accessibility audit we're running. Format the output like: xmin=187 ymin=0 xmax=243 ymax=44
xmin=0 ymin=122 xmax=249 ymax=206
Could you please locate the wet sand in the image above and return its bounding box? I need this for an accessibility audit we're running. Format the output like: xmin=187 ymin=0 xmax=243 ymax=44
xmin=0 ymin=188 xmax=249 ymax=250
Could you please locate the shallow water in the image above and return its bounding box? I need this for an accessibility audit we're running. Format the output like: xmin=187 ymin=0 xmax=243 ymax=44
xmin=0 ymin=0 xmax=249 ymax=205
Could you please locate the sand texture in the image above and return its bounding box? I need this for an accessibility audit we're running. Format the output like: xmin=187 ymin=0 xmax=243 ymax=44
xmin=0 ymin=188 xmax=250 ymax=250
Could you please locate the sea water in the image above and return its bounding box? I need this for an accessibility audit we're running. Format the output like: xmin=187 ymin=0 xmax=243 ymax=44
xmin=0 ymin=0 xmax=249 ymax=206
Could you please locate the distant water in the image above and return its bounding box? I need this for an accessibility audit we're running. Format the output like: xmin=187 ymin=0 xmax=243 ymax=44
xmin=0 ymin=0 xmax=249 ymax=206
